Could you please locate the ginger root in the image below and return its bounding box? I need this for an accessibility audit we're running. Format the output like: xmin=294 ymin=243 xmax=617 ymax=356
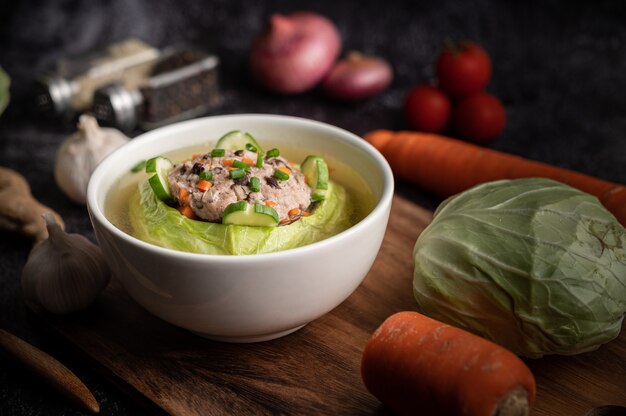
xmin=0 ymin=166 xmax=64 ymax=243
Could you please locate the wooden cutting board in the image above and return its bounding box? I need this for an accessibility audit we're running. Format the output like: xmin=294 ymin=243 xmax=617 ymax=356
xmin=39 ymin=195 xmax=626 ymax=415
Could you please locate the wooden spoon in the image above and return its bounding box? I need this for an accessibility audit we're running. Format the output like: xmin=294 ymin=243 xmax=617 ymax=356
xmin=0 ymin=328 xmax=99 ymax=413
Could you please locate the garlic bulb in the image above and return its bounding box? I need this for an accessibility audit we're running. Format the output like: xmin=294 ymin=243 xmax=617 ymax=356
xmin=21 ymin=212 xmax=111 ymax=314
xmin=54 ymin=114 xmax=129 ymax=205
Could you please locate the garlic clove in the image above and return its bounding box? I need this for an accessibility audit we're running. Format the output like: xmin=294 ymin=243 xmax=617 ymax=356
xmin=54 ymin=114 xmax=129 ymax=205
xmin=21 ymin=212 xmax=111 ymax=315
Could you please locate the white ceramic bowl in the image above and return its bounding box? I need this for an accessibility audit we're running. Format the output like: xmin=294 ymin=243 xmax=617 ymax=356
xmin=87 ymin=114 xmax=394 ymax=342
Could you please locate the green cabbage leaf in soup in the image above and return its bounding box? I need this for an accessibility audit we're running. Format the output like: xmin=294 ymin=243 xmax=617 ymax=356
xmin=129 ymin=180 xmax=353 ymax=255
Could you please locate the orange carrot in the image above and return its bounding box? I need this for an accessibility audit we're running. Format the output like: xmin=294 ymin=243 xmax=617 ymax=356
xmin=222 ymin=159 xmax=234 ymax=166
xmin=265 ymin=200 xmax=277 ymax=207
xmin=242 ymin=157 xmax=255 ymax=166
xmin=177 ymin=205 xmax=196 ymax=219
xmin=288 ymin=208 xmax=300 ymax=217
xmin=178 ymin=187 xmax=190 ymax=205
xmin=364 ymin=129 xmax=626 ymax=227
xmin=196 ymin=179 xmax=212 ymax=192
xmin=277 ymin=166 xmax=291 ymax=175
xmin=361 ymin=311 xmax=536 ymax=416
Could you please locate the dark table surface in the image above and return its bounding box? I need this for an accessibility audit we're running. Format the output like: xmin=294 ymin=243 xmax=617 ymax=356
xmin=1 ymin=0 xmax=625 ymax=415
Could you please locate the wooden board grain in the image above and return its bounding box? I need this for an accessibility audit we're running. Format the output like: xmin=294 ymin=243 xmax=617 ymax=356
xmin=40 ymin=195 xmax=626 ymax=415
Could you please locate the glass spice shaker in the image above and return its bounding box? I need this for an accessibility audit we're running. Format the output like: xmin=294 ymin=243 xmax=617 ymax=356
xmin=35 ymin=38 xmax=160 ymax=117
xmin=92 ymin=48 xmax=221 ymax=132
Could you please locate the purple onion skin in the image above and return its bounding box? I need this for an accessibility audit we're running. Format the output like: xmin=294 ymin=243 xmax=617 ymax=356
xmin=250 ymin=12 xmax=341 ymax=95
xmin=323 ymin=53 xmax=393 ymax=102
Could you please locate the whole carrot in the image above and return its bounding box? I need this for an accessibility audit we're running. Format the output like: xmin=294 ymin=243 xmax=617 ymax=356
xmin=361 ymin=311 xmax=536 ymax=416
xmin=364 ymin=129 xmax=626 ymax=227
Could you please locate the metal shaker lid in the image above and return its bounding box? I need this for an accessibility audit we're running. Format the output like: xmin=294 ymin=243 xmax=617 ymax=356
xmin=35 ymin=76 xmax=75 ymax=115
xmin=93 ymin=83 xmax=143 ymax=132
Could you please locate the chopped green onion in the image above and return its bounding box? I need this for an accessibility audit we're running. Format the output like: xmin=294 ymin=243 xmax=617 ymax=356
xmin=130 ymin=160 xmax=146 ymax=173
xmin=229 ymin=168 xmax=246 ymax=179
xmin=266 ymin=148 xmax=280 ymax=158
xmin=256 ymin=152 xmax=264 ymax=168
xmin=211 ymin=148 xmax=225 ymax=157
xmin=245 ymin=143 xmax=258 ymax=152
xmin=273 ymin=169 xmax=289 ymax=181
xmin=233 ymin=160 xmax=250 ymax=171
xmin=249 ymin=177 xmax=261 ymax=192
xmin=199 ymin=171 xmax=213 ymax=181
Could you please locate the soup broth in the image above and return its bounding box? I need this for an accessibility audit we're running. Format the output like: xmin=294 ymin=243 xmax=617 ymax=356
xmin=105 ymin=143 xmax=377 ymax=254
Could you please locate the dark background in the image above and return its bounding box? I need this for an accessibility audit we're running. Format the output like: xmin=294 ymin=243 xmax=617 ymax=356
xmin=1 ymin=0 xmax=625 ymax=414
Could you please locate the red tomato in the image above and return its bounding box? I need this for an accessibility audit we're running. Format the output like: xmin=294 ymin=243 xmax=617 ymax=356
xmin=404 ymin=85 xmax=451 ymax=132
xmin=436 ymin=41 xmax=492 ymax=98
xmin=452 ymin=93 xmax=506 ymax=143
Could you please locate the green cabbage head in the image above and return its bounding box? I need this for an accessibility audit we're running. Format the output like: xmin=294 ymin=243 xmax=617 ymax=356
xmin=413 ymin=178 xmax=626 ymax=358
xmin=0 ymin=66 xmax=9 ymax=116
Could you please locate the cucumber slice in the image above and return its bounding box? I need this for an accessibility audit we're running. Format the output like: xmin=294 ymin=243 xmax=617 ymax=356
xmin=145 ymin=156 xmax=172 ymax=174
xmin=222 ymin=201 xmax=279 ymax=227
xmin=215 ymin=130 xmax=263 ymax=153
xmin=301 ymin=155 xmax=329 ymax=200
xmin=145 ymin=156 xmax=174 ymax=203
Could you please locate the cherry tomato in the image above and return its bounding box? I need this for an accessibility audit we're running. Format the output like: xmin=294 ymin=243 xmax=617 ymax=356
xmin=436 ymin=41 xmax=492 ymax=98
xmin=452 ymin=93 xmax=506 ymax=143
xmin=404 ymin=85 xmax=451 ymax=133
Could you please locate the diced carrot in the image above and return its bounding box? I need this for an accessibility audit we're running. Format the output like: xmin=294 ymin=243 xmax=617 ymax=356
xmin=277 ymin=166 xmax=291 ymax=175
xmin=288 ymin=161 xmax=295 ymax=167
xmin=177 ymin=205 xmax=196 ymax=219
xmin=288 ymin=208 xmax=300 ymax=217
xmin=192 ymin=153 xmax=202 ymax=159
xmin=302 ymin=211 xmax=311 ymax=217
xmin=242 ymin=157 xmax=255 ymax=166
xmin=196 ymin=179 xmax=212 ymax=192
xmin=222 ymin=159 xmax=234 ymax=166
xmin=178 ymin=187 xmax=190 ymax=205
xmin=265 ymin=200 xmax=277 ymax=207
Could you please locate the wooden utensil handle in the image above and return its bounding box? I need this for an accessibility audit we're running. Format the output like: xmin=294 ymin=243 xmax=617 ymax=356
xmin=0 ymin=328 xmax=99 ymax=414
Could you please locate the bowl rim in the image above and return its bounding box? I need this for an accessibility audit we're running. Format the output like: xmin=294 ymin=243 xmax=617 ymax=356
xmin=87 ymin=113 xmax=394 ymax=262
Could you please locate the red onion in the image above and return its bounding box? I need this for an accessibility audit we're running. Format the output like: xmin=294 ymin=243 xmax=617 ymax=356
xmin=250 ymin=12 xmax=341 ymax=95
xmin=322 ymin=52 xmax=393 ymax=101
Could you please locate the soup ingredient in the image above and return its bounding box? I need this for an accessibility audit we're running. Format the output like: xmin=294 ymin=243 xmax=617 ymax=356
xmin=363 ymin=129 xmax=626 ymax=227
xmin=322 ymin=52 xmax=393 ymax=101
xmin=54 ymin=114 xmax=129 ymax=205
xmin=362 ymin=311 xmax=536 ymax=416
xmin=435 ymin=40 xmax=492 ymax=98
xmin=215 ymin=130 xmax=264 ymax=153
xmin=0 ymin=66 xmax=9 ymax=116
xmin=452 ymin=92 xmax=506 ymax=143
xmin=166 ymin=148 xmax=311 ymax=223
xmin=130 ymin=179 xmax=352 ymax=255
xmin=0 ymin=166 xmax=64 ymax=243
xmin=145 ymin=156 xmax=175 ymax=204
xmin=404 ymin=85 xmax=451 ymax=132
xmin=250 ymin=11 xmax=341 ymax=94
xmin=413 ymin=178 xmax=626 ymax=357
xmin=0 ymin=328 xmax=99 ymax=413
xmin=222 ymin=201 xmax=279 ymax=226
xmin=21 ymin=212 xmax=110 ymax=315
xmin=301 ymin=155 xmax=329 ymax=201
